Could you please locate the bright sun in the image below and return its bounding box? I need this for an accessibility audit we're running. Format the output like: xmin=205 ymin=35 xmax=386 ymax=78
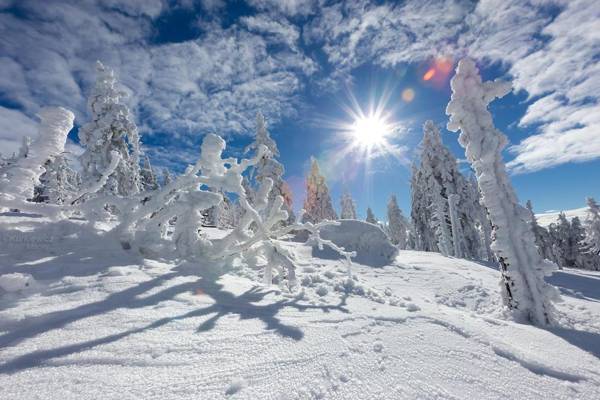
xmin=351 ymin=115 xmax=390 ymax=148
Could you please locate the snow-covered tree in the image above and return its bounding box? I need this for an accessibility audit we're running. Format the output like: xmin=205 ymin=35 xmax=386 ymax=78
xmin=116 ymin=133 xmax=355 ymax=286
xmin=245 ymin=112 xmax=294 ymax=224
xmin=140 ymin=155 xmax=159 ymax=191
xmin=448 ymin=193 xmax=464 ymax=258
xmin=410 ymin=121 xmax=483 ymax=259
xmin=365 ymin=207 xmax=377 ymax=225
xmin=79 ymin=61 xmax=141 ymax=197
xmin=0 ymin=107 xmax=74 ymax=204
xmin=340 ymin=191 xmax=357 ymax=219
xmin=302 ymin=157 xmax=337 ymax=223
xmin=446 ymin=58 xmax=559 ymax=325
xmin=526 ymin=200 xmax=554 ymax=262
xmin=584 ymin=197 xmax=600 ymax=258
xmin=387 ymin=195 xmax=409 ymax=249
xmin=162 ymin=169 xmax=173 ymax=186
xmin=34 ymin=154 xmax=80 ymax=204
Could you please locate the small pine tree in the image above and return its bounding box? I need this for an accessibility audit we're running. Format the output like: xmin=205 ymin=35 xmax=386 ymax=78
xmin=584 ymin=197 xmax=600 ymax=258
xmin=340 ymin=191 xmax=357 ymax=219
xmin=34 ymin=154 xmax=80 ymax=204
xmin=140 ymin=155 xmax=159 ymax=191
xmin=366 ymin=207 xmax=377 ymax=224
xmin=387 ymin=195 xmax=408 ymax=249
xmin=162 ymin=169 xmax=172 ymax=186
xmin=245 ymin=112 xmax=294 ymax=224
xmin=302 ymin=157 xmax=337 ymax=223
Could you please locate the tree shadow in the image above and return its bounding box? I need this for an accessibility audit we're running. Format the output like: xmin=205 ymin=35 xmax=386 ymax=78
xmin=547 ymin=271 xmax=600 ymax=301
xmin=549 ymin=326 xmax=600 ymax=360
xmin=0 ymin=262 xmax=349 ymax=374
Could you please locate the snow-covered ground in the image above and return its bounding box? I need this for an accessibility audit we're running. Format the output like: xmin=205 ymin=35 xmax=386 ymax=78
xmin=536 ymin=207 xmax=590 ymax=227
xmin=2 ymin=214 xmax=600 ymax=399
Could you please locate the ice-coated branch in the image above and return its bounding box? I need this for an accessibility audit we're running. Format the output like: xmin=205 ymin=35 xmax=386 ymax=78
xmin=446 ymin=58 xmax=559 ymax=326
xmin=0 ymin=107 xmax=74 ymax=202
xmin=69 ymin=151 xmax=122 ymax=205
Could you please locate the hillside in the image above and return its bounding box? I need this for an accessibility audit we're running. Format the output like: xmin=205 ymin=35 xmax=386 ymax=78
xmin=1 ymin=215 xmax=600 ymax=399
xmin=536 ymin=207 xmax=590 ymax=227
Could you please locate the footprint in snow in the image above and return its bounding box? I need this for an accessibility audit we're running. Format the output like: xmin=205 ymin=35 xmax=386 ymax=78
xmin=225 ymin=378 xmax=246 ymax=396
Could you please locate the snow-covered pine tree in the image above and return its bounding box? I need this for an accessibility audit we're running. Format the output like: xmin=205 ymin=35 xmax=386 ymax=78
xmin=140 ymin=155 xmax=159 ymax=191
xmin=411 ymin=120 xmax=482 ymax=259
xmin=584 ymin=198 xmax=600 ymax=262
xmin=410 ymin=163 xmax=429 ymax=251
xmin=245 ymin=112 xmax=294 ymax=224
xmin=387 ymin=194 xmax=409 ymax=249
xmin=446 ymin=58 xmax=559 ymax=325
xmin=340 ymin=191 xmax=357 ymax=219
xmin=18 ymin=136 xmax=31 ymax=159
xmin=0 ymin=107 xmax=75 ymax=204
xmin=162 ymin=168 xmax=172 ymax=186
xmin=79 ymin=61 xmax=141 ymax=197
xmin=448 ymin=193 xmax=464 ymax=258
xmin=466 ymin=175 xmax=493 ymax=261
xmin=525 ymin=200 xmax=554 ymax=262
xmin=366 ymin=207 xmax=377 ymax=224
xmin=302 ymin=157 xmax=337 ymax=223
xmin=34 ymin=154 xmax=80 ymax=204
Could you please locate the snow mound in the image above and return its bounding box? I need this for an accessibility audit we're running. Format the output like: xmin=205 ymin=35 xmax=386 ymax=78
xmin=312 ymin=219 xmax=397 ymax=267
xmin=0 ymin=273 xmax=36 ymax=293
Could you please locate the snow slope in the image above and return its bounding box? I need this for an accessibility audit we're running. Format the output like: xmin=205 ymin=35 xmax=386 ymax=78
xmin=536 ymin=207 xmax=590 ymax=227
xmin=1 ymin=214 xmax=600 ymax=399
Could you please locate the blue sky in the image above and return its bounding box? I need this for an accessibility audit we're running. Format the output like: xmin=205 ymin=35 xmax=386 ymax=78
xmin=1 ymin=0 xmax=599 ymax=219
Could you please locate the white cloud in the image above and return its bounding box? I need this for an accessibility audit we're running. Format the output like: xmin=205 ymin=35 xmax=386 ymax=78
xmin=0 ymin=0 xmax=315 ymax=166
xmin=305 ymin=0 xmax=600 ymax=173
xmin=1 ymin=0 xmax=598 ymax=173
xmin=507 ymin=0 xmax=600 ymax=172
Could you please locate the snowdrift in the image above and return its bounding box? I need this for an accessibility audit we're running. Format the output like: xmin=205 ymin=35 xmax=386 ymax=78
xmin=312 ymin=219 xmax=398 ymax=267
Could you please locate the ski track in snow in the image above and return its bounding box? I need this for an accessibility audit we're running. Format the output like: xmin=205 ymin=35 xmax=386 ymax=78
xmin=1 ymin=217 xmax=600 ymax=399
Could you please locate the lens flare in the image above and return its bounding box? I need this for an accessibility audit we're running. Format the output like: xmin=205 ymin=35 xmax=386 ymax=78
xmin=422 ymin=56 xmax=454 ymax=86
xmin=423 ymin=68 xmax=436 ymax=81
xmin=401 ymin=88 xmax=415 ymax=102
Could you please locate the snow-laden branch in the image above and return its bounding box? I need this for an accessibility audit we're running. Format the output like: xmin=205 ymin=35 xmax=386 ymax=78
xmin=69 ymin=150 xmax=122 ymax=205
xmin=0 ymin=107 xmax=74 ymax=203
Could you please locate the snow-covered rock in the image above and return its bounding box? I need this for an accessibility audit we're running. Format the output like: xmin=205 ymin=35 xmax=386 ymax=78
xmin=312 ymin=219 xmax=398 ymax=267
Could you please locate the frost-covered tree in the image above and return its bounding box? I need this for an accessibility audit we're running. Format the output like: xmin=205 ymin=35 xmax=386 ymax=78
xmin=245 ymin=112 xmax=294 ymax=224
xmin=162 ymin=169 xmax=172 ymax=186
xmin=79 ymin=61 xmax=141 ymax=197
xmin=584 ymin=197 xmax=600 ymax=258
xmin=302 ymin=157 xmax=337 ymax=223
xmin=18 ymin=136 xmax=31 ymax=159
xmin=526 ymin=200 xmax=554 ymax=262
xmin=387 ymin=195 xmax=408 ymax=249
xmin=34 ymin=154 xmax=80 ymax=204
xmin=446 ymin=58 xmax=559 ymax=325
xmin=365 ymin=207 xmax=377 ymax=224
xmin=140 ymin=155 xmax=159 ymax=191
xmin=448 ymin=193 xmax=464 ymax=258
xmin=340 ymin=191 xmax=357 ymax=219
xmin=0 ymin=107 xmax=74 ymax=204
xmin=116 ymin=133 xmax=355 ymax=286
xmin=410 ymin=121 xmax=483 ymax=259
